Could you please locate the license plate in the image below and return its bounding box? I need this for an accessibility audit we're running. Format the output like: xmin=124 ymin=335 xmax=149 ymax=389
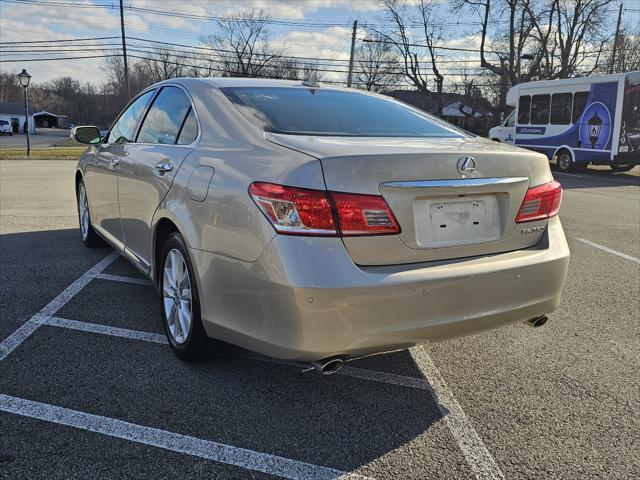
xmin=416 ymin=195 xmax=502 ymax=248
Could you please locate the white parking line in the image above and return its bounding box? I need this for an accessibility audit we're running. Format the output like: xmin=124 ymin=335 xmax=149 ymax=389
xmin=0 ymin=251 xmax=119 ymax=362
xmin=0 ymin=394 xmax=368 ymax=480
xmin=32 ymin=315 xmax=503 ymax=479
xmin=34 ymin=316 xmax=442 ymax=393
xmin=410 ymin=347 xmax=505 ymax=480
xmin=93 ymin=272 xmax=154 ymax=286
xmin=553 ymin=172 xmax=583 ymax=178
xmin=576 ymin=238 xmax=640 ymax=264
xmin=39 ymin=316 xmax=167 ymax=344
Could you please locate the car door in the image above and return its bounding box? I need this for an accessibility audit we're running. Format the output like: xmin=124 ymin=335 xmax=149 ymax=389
xmin=117 ymin=85 xmax=199 ymax=270
xmin=84 ymin=89 xmax=156 ymax=247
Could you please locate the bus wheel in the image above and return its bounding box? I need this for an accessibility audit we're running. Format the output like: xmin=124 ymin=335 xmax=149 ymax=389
xmin=610 ymin=165 xmax=634 ymax=172
xmin=556 ymin=150 xmax=573 ymax=172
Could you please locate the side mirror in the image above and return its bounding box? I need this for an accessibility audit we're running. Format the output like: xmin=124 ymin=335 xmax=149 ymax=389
xmin=71 ymin=126 xmax=101 ymax=145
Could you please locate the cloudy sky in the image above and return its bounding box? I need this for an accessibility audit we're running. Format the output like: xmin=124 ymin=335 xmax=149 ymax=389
xmin=0 ymin=0 xmax=637 ymax=86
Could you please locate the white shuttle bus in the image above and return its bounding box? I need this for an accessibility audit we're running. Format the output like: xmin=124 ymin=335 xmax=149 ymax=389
xmin=489 ymin=72 xmax=640 ymax=172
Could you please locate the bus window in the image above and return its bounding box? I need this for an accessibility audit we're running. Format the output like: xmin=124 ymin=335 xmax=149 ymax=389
xmin=518 ymin=96 xmax=531 ymax=124
xmin=531 ymin=94 xmax=551 ymax=124
xmin=572 ymin=91 xmax=589 ymax=123
xmin=505 ymin=111 xmax=515 ymax=127
xmin=550 ymin=93 xmax=572 ymax=124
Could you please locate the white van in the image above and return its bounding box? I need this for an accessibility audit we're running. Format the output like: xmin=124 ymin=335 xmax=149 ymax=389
xmin=495 ymin=72 xmax=640 ymax=172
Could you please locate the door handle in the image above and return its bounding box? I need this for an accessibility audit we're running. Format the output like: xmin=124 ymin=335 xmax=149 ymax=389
xmin=155 ymin=162 xmax=173 ymax=174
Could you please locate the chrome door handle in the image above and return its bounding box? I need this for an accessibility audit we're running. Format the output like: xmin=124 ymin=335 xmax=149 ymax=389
xmin=155 ymin=162 xmax=173 ymax=174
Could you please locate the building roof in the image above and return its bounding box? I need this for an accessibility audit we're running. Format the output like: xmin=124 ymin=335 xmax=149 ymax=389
xmin=33 ymin=110 xmax=68 ymax=118
xmin=0 ymin=101 xmax=33 ymax=116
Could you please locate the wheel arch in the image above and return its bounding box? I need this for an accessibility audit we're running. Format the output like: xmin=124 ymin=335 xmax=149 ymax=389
xmin=553 ymin=145 xmax=575 ymax=163
xmin=75 ymin=169 xmax=83 ymax=194
xmin=151 ymin=214 xmax=191 ymax=287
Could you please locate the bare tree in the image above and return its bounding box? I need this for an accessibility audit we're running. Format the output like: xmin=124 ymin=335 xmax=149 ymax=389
xmin=529 ymin=0 xmax=616 ymax=79
xmin=301 ymin=62 xmax=324 ymax=83
xmin=265 ymin=58 xmax=302 ymax=80
xmin=0 ymin=70 xmax=22 ymax=103
xmin=201 ymin=9 xmax=279 ymax=77
xmin=372 ymin=0 xmax=446 ymax=115
xmin=599 ymin=24 xmax=640 ymax=73
xmin=452 ymin=0 xmax=538 ymax=111
xmin=354 ymin=34 xmax=403 ymax=92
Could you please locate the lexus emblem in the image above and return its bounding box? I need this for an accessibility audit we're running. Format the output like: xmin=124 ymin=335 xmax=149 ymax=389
xmin=457 ymin=156 xmax=477 ymax=174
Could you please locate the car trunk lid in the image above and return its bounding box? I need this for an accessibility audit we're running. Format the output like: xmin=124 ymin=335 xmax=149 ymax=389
xmin=266 ymin=133 xmax=554 ymax=265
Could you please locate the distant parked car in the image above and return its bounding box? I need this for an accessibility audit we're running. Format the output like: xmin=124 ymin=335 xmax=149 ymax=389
xmin=0 ymin=119 xmax=13 ymax=135
xmin=71 ymin=78 xmax=570 ymax=373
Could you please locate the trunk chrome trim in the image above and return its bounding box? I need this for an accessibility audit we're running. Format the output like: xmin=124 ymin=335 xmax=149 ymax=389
xmin=380 ymin=177 xmax=530 ymax=189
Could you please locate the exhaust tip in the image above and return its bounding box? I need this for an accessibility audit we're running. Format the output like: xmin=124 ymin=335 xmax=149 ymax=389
xmin=528 ymin=315 xmax=549 ymax=327
xmin=311 ymin=357 xmax=345 ymax=375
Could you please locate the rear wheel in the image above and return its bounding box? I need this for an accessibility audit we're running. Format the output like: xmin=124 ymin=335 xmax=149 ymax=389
xmin=77 ymin=179 xmax=102 ymax=247
xmin=160 ymin=232 xmax=215 ymax=361
xmin=610 ymin=164 xmax=634 ymax=172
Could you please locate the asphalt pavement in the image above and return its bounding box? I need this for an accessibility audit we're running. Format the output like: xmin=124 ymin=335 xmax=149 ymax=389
xmin=0 ymin=128 xmax=71 ymax=148
xmin=0 ymin=159 xmax=638 ymax=479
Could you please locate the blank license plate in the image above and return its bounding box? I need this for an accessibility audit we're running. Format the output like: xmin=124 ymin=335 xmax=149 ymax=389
xmin=416 ymin=195 xmax=502 ymax=247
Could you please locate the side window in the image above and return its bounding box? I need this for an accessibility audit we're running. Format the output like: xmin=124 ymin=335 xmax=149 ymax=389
xmin=177 ymin=108 xmax=198 ymax=145
xmin=572 ymin=92 xmax=589 ymax=124
xmin=518 ymin=96 xmax=531 ymax=124
xmin=505 ymin=111 xmax=515 ymax=127
xmin=137 ymin=86 xmax=193 ymax=145
xmin=550 ymin=93 xmax=572 ymax=124
xmin=530 ymin=94 xmax=551 ymax=125
xmin=107 ymin=90 xmax=155 ymax=144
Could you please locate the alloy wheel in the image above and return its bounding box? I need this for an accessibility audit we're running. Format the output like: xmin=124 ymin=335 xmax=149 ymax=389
xmin=162 ymin=248 xmax=193 ymax=344
xmin=78 ymin=183 xmax=89 ymax=240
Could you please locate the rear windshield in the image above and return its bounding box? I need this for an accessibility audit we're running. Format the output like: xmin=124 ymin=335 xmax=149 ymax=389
xmin=221 ymin=87 xmax=465 ymax=138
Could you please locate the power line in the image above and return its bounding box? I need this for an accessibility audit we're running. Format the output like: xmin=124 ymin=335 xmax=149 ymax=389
xmin=0 ymin=54 xmax=121 ymax=62
xmin=0 ymin=36 xmax=119 ymax=44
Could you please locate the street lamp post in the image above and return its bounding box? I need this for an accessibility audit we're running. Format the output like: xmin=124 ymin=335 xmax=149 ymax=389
xmin=17 ymin=69 xmax=32 ymax=157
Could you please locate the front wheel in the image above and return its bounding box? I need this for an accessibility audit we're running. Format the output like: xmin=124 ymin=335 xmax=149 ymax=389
xmin=160 ymin=232 xmax=215 ymax=361
xmin=556 ymin=151 xmax=574 ymax=172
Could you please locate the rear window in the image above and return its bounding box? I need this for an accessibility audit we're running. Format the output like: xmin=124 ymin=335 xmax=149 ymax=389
xmin=0 ymin=120 xmax=8 ymax=125
xmin=220 ymin=87 xmax=464 ymax=138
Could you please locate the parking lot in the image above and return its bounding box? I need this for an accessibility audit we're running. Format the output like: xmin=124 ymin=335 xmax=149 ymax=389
xmin=0 ymin=159 xmax=638 ymax=479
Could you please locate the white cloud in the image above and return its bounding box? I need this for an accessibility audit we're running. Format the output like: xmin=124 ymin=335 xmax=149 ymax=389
xmin=273 ymin=26 xmax=352 ymax=82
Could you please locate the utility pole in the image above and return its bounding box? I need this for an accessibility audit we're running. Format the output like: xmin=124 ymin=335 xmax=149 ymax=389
xmin=609 ymin=3 xmax=623 ymax=74
xmin=346 ymin=20 xmax=358 ymax=88
xmin=119 ymin=0 xmax=130 ymax=100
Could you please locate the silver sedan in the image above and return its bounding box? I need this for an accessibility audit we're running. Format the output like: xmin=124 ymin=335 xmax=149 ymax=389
xmin=72 ymin=78 xmax=569 ymax=373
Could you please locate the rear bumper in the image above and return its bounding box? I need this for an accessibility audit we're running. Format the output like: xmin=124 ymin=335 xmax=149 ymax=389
xmin=192 ymin=217 xmax=570 ymax=361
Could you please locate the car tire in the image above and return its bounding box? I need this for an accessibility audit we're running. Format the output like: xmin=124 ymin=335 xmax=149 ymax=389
xmin=556 ymin=150 xmax=575 ymax=172
xmin=77 ymin=179 xmax=103 ymax=247
xmin=610 ymin=164 xmax=634 ymax=172
xmin=160 ymin=232 xmax=215 ymax=361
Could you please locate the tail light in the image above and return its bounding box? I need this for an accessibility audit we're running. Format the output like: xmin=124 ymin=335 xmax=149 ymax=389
xmin=249 ymin=182 xmax=400 ymax=237
xmin=515 ymin=180 xmax=562 ymax=223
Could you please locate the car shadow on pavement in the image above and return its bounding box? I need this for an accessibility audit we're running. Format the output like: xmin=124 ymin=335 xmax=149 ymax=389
xmin=1 ymin=227 xmax=450 ymax=475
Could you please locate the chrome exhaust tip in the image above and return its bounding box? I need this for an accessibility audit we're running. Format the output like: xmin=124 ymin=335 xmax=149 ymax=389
xmin=311 ymin=357 xmax=345 ymax=375
xmin=528 ymin=315 xmax=549 ymax=327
